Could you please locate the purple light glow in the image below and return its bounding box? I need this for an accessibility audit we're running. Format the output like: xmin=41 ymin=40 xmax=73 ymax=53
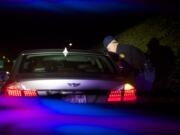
xmin=0 ymin=97 xmax=180 ymax=135
xmin=0 ymin=0 xmax=156 ymax=13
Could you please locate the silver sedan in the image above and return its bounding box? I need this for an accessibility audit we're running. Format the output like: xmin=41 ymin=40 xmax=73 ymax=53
xmin=1 ymin=49 xmax=136 ymax=103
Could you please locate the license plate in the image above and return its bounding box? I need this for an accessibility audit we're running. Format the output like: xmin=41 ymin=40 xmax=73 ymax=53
xmin=65 ymin=95 xmax=87 ymax=103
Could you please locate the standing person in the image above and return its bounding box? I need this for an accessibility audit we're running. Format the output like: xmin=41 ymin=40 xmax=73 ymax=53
xmin=146 ymin=38 xmax=175 ymax=93
xmin=103 ymin=35 xmax=153 ymax=93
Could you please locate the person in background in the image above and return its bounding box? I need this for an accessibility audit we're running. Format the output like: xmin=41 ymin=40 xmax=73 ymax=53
xmin=146 ymin=38 xmax=175 ymax=93
xmin=103 ymin=35 xmax=154 ymax=93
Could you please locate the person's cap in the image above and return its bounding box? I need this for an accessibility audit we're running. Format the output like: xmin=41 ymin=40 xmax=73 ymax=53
xmin=103 ymin=36 xmax=115 ymax=48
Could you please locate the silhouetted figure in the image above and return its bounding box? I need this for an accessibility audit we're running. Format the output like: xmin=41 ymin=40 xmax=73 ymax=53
xmin=146 ymin=38 xmax=175 ymax=92
xmin=107 ymin=51 xmax=134 ymax=77
xmin=103 ymin=35 xmax=155 ymax=93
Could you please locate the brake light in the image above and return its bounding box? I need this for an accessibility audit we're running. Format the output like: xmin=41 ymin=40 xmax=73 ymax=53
xmin=3 ymin=82 xmax=37 ymax=97
xmin=24 ymin=90 xmax=37 ymax=96
xmin=7 ymin=90 xmax=22 ymax=96
xmin=108 ymin=83 xmax=136 ymax=103
xmin=108 ymin=90 xmax=122 ymax=102
xmin=123 ymin=84 xmax=136 ymax=101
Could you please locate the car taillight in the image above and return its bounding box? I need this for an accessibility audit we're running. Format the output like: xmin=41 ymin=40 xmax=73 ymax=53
xmin=108 ymin=90 xmax=122 ymax=102
xmin=3 ymin=82 xmax=38 ymax=97
xmin=108 ymin=83 xmax=136 ymax=103
xmin=123 ymin=83 xmax=137 ymax=101
xmin=7 ymin=90 xmax=22 ymax=96
xmin=24 ymin=90 xmax=37 ymax=96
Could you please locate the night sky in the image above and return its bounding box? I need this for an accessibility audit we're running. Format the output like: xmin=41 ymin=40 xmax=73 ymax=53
xmin=0 ymin=0 xmax=179 ymax=58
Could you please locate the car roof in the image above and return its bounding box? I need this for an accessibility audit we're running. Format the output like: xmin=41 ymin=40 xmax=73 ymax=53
xmin=20 ymin=49 xmax=106 ymax=56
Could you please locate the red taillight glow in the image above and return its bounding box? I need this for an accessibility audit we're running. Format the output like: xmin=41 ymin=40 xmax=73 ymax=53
xmin=108 ymin=90 xmax=122 ymax=102
xmin=108 ymin=83 xmax=136 ymax=103
xmin=123 ymin=83 xmax=137 ymax=101
xmin=7 ymin=90 xmax=22 ymax=96
xmin=4 ymin=82 xmax=37 ymax=97
xmin=24 ymin=90 xmax=37 ymax=96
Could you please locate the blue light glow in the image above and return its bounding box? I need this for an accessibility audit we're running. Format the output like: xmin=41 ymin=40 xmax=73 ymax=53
xmin=0 ymin=0 xmax=146 ymax=13
xmin=56 ymin=125 xmax=124 ymax=135
xmin=0 ymin=97 xmax=180 ymax=135
xmin=40 ymin=98 xmax=124 ymax=117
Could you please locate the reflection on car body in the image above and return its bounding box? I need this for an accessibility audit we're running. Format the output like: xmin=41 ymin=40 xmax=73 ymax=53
xmin=1 ymin=49 xmax=136 ymax=103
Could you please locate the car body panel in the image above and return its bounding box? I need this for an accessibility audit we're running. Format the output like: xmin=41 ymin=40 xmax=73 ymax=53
xmin=1 ymin=49 xmax=136 ymax=103
xmin=15 ymin=74 xmax=123 ymax=90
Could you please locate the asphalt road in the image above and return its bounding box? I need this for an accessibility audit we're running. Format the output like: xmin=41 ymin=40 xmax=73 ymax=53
xmin=0 ymin=96 xmax=180 ymax=135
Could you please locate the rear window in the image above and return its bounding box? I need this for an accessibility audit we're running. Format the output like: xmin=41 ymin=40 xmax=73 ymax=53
xmin=19 ymin=53 xmax=116 ymax=74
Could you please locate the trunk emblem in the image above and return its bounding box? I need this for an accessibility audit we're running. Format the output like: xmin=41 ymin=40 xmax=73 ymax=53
xmin=68 ymin=83 xmax=80 ymax=87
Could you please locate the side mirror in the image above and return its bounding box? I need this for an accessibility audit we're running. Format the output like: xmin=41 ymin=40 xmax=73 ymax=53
xmin=0 ymin=71 xmax=10 ymax=82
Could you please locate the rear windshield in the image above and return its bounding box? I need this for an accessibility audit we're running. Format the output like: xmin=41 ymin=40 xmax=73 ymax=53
xmin=19 ymin=53 xmax=116 ymax=74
